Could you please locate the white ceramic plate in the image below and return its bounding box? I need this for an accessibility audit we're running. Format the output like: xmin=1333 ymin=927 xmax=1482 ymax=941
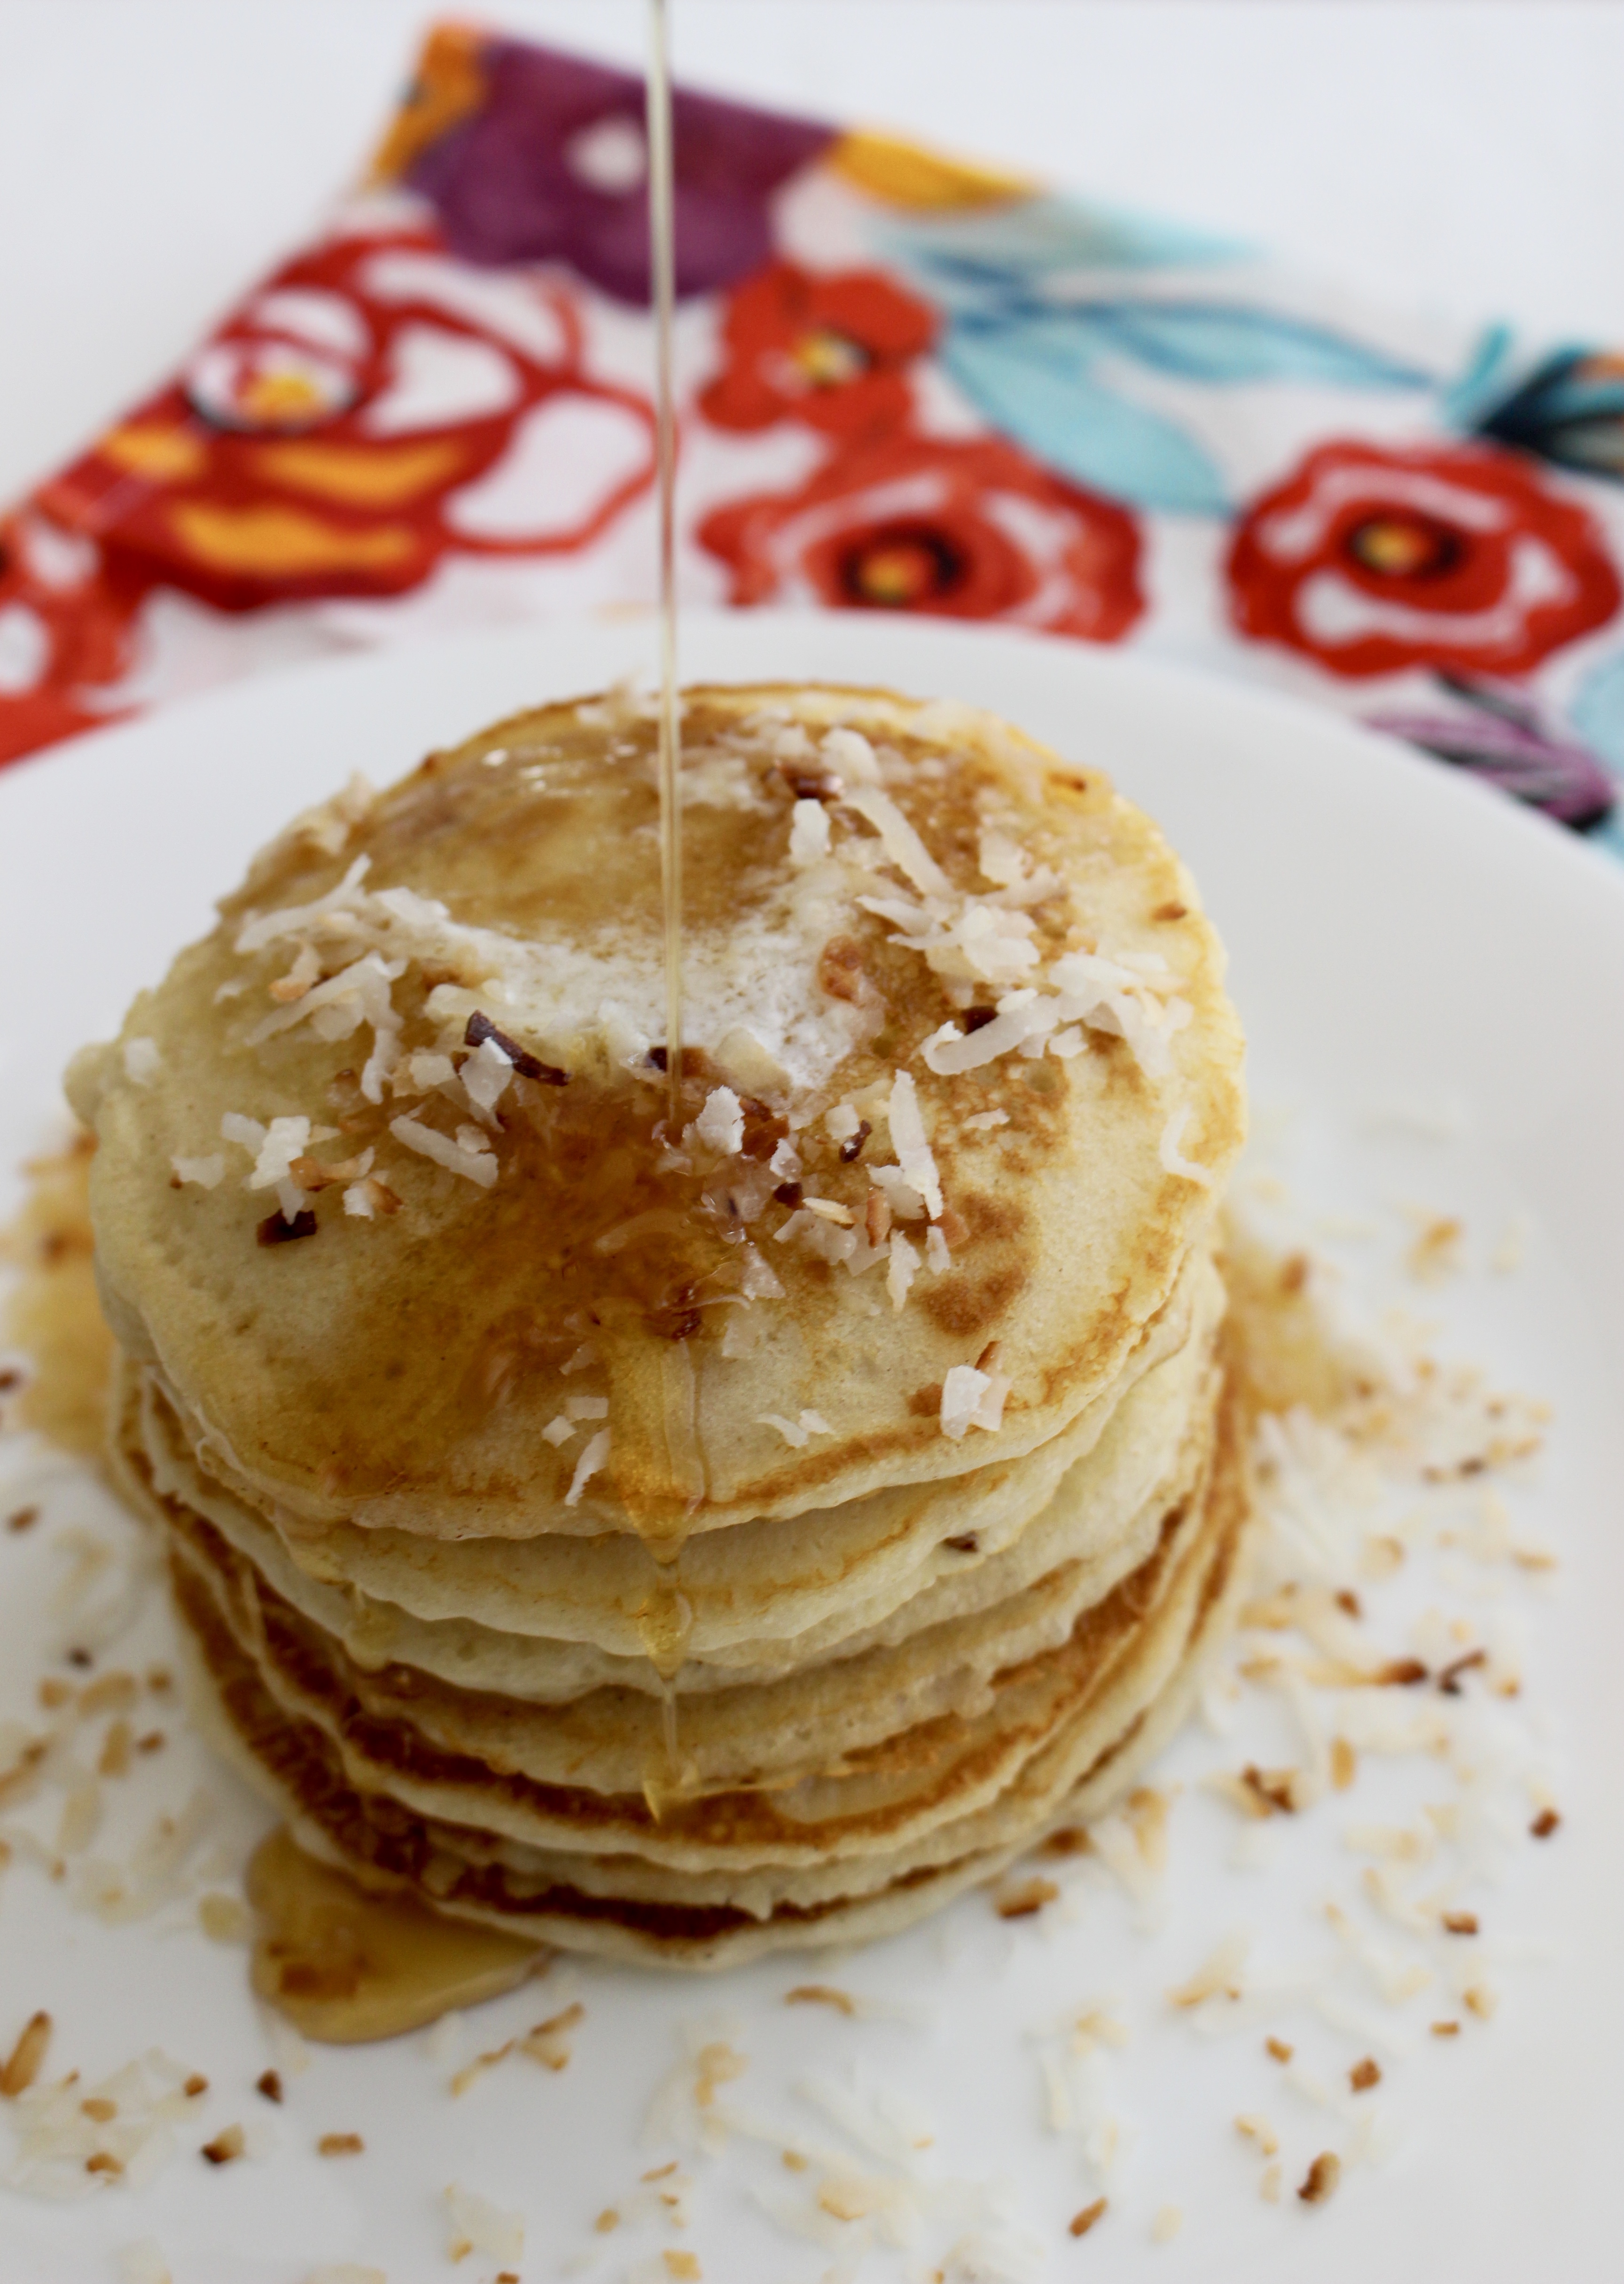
xmin=1 ymin=613 xmax=1621 ymax=2284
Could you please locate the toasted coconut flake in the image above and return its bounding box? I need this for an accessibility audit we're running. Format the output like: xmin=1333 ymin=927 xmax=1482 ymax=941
xmin=1066 ymin=2195 xmax=1108 ymax=2238
xmin=267 ymin=944 xmax=321 ymax=1004
xmin=1407 ymin=1215 xmax=1464 ymax=1283
xmin=1 ymin=2010 xmax=51 ymax=2097
xmin=257 ymin=1208 xmax=317 ymax=1246
xmin=317 ymin=2131 xmax=364 ymax=2157
xmin=993 ymin=1875 xmax=1058 ymax=1920
xmin=887 ymin=1232 xmax=920 ymax=1315
xmin=784 ymin=1986 xmax=856 ymax=2017
xmin=1168 ymin=1933 xmax=1248 ymax=2010
xmin=1298 ymin=2152 xmax=1341 ymax=2205
xmin=464 ymin=1009 xmax=563 ymax=1084
xmin=343 ymin=1175 xmax=400 ymax=1219
xmin=201 ymin=2124 xmax=245 ymax=2167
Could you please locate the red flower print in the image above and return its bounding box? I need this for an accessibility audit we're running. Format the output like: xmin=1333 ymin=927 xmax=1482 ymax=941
xmin=1228 ymin=438 xmax=1621 ymax=679
xmin=33 ymin=228 xmax=656 ymax=616
xmin=698 ymin=432 xmax=1144 ymax=641
xmin=698 ymin=259 xmax=937 ymax=438
xmin=0 ymin=514 xmax=142 ymax=764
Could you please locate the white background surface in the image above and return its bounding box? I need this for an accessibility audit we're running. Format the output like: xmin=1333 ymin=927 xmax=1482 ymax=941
xmin=0 ymin=1 xmax=1622 ymax=514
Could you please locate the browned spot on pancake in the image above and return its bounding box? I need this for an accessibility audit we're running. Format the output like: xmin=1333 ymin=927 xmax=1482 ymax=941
xmin=906 ymin=1382 xmax=942 ymax=1418
xmin=953 ymin=1190 xmax=1026 ymax=1247
xmin=920 ymin=1261 xmax=1027 ymax=1340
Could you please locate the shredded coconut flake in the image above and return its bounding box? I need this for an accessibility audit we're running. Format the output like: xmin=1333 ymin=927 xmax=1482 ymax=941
xmin=738 ymin=1244 xmax=784 ymax=1300
xmin=694 ymin=1086 xmax=745 ymax=1157
xmin=886 ymin=1232 xmax=919 ymax=1314
xmin=235 ymin=854 xmax=371 ymax=956
xmin=444 ymin=2183 xmax=523 ymax=2266
xmin=169 ymin=1156 xmax=224 ymax=1190
xmin=843 ymin=785 xmax=952 ymax=898
xmin=820 ymin=725 xmax=881 ymax=784
xmin=1159 ymin=1103 xmax=1213 ymax=1186
xmin=939 ymin=1366 xmax=1010 ymax=1440
xmin=564 ymin=1429 xmax=610 ymax=1508
xmin=886 ymin=1071 xmax=942 ymax=1221
xmin=389 ymin=1115 xmax=499 ymax=1189
xmin=246 ymin=1118 xmax=311 ymax=1193
xmin=789 ymin=799 xmax=832 ymax=866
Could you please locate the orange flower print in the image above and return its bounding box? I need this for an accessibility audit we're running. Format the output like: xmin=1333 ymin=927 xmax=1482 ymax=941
xmin=699 ymin=431 xmax=1144 ymax=640
xmin=698 ymin=260 xmax=937 ymax=439
xmin=1228 ymin=438 xmax=1622 ymax=679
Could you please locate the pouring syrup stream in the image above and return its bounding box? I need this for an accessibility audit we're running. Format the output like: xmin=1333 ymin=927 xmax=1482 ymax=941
xmin=645 ymin=0 xmax=684 ymax=1127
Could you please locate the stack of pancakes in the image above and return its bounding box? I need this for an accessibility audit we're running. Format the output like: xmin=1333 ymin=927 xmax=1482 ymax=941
xmin=70 ymin=682 xmax=1248 ymax=1970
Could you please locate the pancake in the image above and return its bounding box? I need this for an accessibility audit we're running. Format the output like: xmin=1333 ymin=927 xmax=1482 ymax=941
xmin=114 ymin=1244 xmax=1224 ymax=1697
xmin=68 ymin=678 xmax=1251 ymax=1998
xmin=173 ymin=1374 xmax=1250 ymax=1968
xmin=68 ymin=683 xmax=1245 ymax=1545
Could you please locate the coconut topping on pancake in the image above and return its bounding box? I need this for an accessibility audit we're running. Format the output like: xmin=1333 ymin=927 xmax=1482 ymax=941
xmin=66 ymin=684 xmax=1244 ymax=1544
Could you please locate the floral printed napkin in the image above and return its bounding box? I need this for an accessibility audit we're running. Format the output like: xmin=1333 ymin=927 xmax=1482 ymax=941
xmin=3 ymin=22 xmax=1623 ymax=856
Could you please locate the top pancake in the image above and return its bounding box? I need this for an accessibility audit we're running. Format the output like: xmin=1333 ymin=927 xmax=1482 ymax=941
xmin=68 ymin=682 xmax=1245 ymax=1542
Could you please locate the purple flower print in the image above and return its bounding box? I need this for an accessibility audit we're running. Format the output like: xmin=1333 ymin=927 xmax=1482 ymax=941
xmin=406 ymin=41 xmax=831 ymax=305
